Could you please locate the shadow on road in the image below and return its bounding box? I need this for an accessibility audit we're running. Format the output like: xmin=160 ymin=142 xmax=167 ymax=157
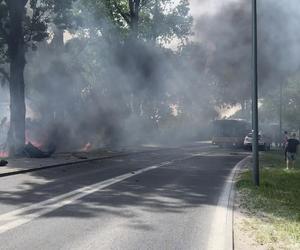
xmin=0 ymin=148 xmax=245 ymax=227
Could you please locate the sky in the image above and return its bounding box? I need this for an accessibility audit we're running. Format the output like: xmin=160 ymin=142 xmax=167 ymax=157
xmin=187 ymin=0 xmax=241 ymax=42
xmin=189 ymin=0 xmax=240 ymax=17
xmin=189 ymin=0 xmax=220 ymax=17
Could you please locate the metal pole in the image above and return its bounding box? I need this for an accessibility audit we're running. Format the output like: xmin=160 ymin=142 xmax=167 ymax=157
xmin=279 ymin=80 xmax=283 ymax=146
xmin=252 ymin=0 xmax=259 ymax=186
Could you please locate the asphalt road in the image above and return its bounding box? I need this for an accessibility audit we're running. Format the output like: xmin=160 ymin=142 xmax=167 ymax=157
xmin=0 ymin=143 xmax=246 ymax=250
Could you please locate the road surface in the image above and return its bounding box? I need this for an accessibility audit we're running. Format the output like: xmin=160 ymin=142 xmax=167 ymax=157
xmin=0 ymin=143 xmax=246 ymax=250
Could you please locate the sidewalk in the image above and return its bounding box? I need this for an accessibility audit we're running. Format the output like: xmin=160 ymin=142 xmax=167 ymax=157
xmin=0 ymin=145 xmax=164 ymax=177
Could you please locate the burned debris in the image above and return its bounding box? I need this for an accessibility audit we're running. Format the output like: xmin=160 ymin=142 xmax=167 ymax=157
xmin=23 ymin=142 xmax=56 ymax=158
xmin=0 ymin=159 xmax=8 ymax=167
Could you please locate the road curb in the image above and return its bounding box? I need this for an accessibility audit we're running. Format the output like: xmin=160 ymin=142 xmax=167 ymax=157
xmin=206 ymin=155 xmax=251 ymax=250
xmin=0 ymin=149 xmax=164 ymax=178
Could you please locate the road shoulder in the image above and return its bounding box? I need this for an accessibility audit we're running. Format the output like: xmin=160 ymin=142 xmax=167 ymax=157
xmin=234 ymin=151 xmax=300 ymax=250
xmin=233 ymin=156 xmax=263 ymax=250
xmin=0 ymin=146 xmax=166 ymax=177
xmin=207 ymin=155 xmax=250 ymax=250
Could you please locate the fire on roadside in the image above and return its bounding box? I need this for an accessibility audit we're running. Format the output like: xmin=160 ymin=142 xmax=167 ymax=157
xmin=25 ymin=127 xmax=45 ymax=149
xmin=81 ymin=142 xmax=92 ymax=152
xmin=0 ymin=150 xmax=8 ymax=158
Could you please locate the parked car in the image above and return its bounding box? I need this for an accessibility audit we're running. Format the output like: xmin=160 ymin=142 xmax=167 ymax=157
xmin=244 ymin=132 xmax=271 ymax=151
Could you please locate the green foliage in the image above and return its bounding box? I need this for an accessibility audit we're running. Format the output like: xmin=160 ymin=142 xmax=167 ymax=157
xmin=260 ymin=74 xmax=300 ymax=130
xmin=81 ymin=0 xmax=192 ymax=43
xmin=0 ymin=0 xmax=76 ymax=60
xmin=237 ymin=151 xmax=300 ymax=248
xmin=0 ymin=0 xmax=76 ymax=84
xmin=284 ymin=76 xmax=300 ymax=129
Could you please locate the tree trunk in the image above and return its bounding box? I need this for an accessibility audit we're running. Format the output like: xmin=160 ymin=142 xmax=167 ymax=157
xmin=6 ymin=0 xmax=28 ymax=156
xmin=128 ymin=0 xmax=140 ymax=39
xmin=151 ymin=0 xmax=159 ymax=43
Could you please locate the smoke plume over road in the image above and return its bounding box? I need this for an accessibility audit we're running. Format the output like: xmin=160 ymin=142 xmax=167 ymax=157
xmin=1 ymin=0 xmax=300 ymax=153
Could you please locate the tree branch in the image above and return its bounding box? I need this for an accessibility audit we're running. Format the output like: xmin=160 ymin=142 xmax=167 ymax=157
xmin=139 ymin=0 xmax=150 ymax=10
xmin=113 ymin=0 xmax=131 ymax=25
xmin=5 ymin=0 xmax=28 ymax=9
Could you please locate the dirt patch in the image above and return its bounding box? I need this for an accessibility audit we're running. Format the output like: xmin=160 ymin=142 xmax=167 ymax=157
xmin=234 ymin=190 xmax=300 ymax=250
xmin=234 ymin=192 xmax=268 ymax=250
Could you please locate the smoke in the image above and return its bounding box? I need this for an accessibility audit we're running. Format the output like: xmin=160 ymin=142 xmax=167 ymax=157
xmin=193 ymin=0 xmax=300 ymax=103
xmin=6 ymin=2 xmax=214 ymax=152
xmin=0 ymin=87 xmax=9 ymax=149
xmin=2 ymin=0 xmax=300 ymax=152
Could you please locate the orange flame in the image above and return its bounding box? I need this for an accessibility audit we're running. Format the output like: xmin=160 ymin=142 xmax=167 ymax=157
xmin=25 ymin=130 xmax=43 ymax=148
xmin=81 ymin=142 xmax=92 ymax=152
xmin=0 ymin=151 xmax=8 ymax=158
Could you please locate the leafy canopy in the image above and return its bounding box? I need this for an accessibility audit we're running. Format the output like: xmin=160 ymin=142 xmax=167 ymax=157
xmin=81 ymin=0 xmax=192 ymax=43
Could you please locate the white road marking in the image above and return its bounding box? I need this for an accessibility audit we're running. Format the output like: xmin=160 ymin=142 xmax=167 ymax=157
xmin=0 ymin=161 xmax=174 ymax=234
xmin=0 ymin=150 xmax=213 ymax=235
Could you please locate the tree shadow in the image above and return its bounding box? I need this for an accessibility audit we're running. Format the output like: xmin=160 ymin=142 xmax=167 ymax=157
xmin=0 ymin=148 xmax=245 ymax=233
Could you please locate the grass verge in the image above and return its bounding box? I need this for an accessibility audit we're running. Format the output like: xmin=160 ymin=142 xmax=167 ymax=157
xmin=236 ymin=151 xmax=300 ymax=250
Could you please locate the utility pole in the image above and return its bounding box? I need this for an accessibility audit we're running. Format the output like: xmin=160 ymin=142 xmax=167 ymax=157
xmin=279 ymin=80 xmax=283 ymax=146
xmin=252 ymin=0 xmax=259 ymax=186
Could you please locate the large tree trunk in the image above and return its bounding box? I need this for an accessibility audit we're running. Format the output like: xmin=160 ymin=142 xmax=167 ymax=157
xmin=6 ymin=0 xmax=28 ymax=156
xmin=151 ymin=0 xmax=159 ymax=43
xmin=128 ymin=0 xmax=140 ymax=39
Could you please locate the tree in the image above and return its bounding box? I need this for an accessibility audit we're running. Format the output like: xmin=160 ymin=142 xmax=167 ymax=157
xmin=0 ymin=3 xmax=9 ymax=86
xmin=260 ymin=75 xmax=300 ymax=131
xmin=0 ymin=0 xmax=75 ymax=155
xmin=82 ymin=0 xmax=192 ymax=44
xmin=3 ymin=0 xmax=28 ymax=155
xmin=283 ymin=77 xmax=300 ymax=131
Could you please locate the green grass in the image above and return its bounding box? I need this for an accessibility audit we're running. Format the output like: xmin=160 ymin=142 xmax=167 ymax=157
xmin=236 ymin=151 xmax=300 ymax=249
